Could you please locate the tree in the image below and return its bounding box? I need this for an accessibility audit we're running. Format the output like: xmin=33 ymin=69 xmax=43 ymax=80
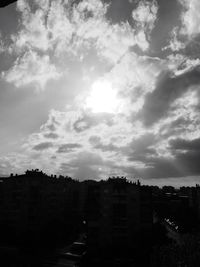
xmin=0 ymin=0 xmax=17 ymax=8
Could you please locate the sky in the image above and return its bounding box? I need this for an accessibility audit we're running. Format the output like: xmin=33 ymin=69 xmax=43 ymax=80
xmin=0 ymin=0 xmax=200 ymax=186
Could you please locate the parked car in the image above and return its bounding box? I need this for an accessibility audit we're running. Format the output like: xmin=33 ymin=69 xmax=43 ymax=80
xmin=60 ymin=242 xmax=87 ymax=261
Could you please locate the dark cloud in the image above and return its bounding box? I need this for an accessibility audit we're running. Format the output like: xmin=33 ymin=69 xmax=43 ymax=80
xmin=127 ymin=134 xmax=157 ymax=161
xmin=128 ymin=147 xmax=156 ymax=162
xmin=33 ymin=142 xmax=53 ymax=151
xmin=151 ymin=139 xmax=200 ymax=178
xmin=139 ymin=157 xmax=182 ymax=179
xmin=57 ymin=143 xmax=82 ymax=153
xmin=89 ymin=135 xmax=101 ymax=145
xmin=159 ymin=117 xmax=190 ymax=138
xmin=122 ymin=157 xmax=181 ymax=179
xmin=168 ymin=138 xmax=200 ymax=176
xmin=170 ymin=138 xmax=200 ymax=152
xmin=126 ymin=137 xmax=200 ymax=179
xmin=175 ymin=150 xmax=200 ymax=176
xmin=44 ymin=122 xmax=56 ymax=132
xmin=43 ymin=132 xmax=59 ymax=139
xmin=140 ymin=68 xmax=200 ymax=126
xmin=89 ymin=135 xmax=118 ymax=152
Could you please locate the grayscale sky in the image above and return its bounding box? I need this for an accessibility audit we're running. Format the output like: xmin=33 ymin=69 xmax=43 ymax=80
xmin=0 ymin=0 xmax=200 ymax=186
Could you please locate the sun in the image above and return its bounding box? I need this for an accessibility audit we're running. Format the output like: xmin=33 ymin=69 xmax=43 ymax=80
xmin=85 ymin=80 xmax=120 ymax=113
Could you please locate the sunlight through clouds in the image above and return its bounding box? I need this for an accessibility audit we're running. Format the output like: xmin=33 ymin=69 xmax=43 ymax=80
xmin=85 ymin=80 xmax=120 ymax=113
xmin=1 ymin=0 xmax=200 ymax=185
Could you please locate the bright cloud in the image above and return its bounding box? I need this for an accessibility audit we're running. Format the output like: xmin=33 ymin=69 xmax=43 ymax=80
xmin=167 ymin=54 xmax=200 ymax=76
xmin=165 ymin=0 xmax=200 ymax=53
xmin=2 ymin=50 xmax=61 ymax=90
xmin=132 ymin=0 xmax=158 ymax=50
xmin=132 ymin=0 xmax=158 ymax=30
xmin=179 ymin=0 xmax=200 ymax=37
xmin=163 ymin=27 xmax=185 ymax=52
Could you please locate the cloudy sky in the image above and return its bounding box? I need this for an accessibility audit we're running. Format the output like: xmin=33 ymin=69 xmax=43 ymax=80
xmin=0 ymin=0 xmax=200 ymax=186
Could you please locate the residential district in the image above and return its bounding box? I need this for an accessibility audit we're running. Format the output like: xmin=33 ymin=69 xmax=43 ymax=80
xmin=0 ymin=169 xmax=200 ymax=266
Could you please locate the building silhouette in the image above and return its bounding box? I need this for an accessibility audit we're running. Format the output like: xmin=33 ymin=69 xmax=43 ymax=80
xmin=0 ymin=170 xmax=152 ymax=253
xmin=82 ymin=177 xmax=152 ymax=252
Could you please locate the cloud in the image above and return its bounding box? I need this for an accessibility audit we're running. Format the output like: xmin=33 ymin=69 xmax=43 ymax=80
xmin=2 ymin=0 xmax=155 ymax=92
xmin=105 ymin=53 xmax=163 ymax=96
xmin=14 ymin=0 xmax=50 ymax=51
xmin=132 ymin=0 xmax=158 ymax=30
xmin=137 ymin=157 xmax=183 ymax=179
xmin=127 ymin=133 xmax=157 ymax=160
xmin=140 ymin=68 xmax=200 ymax=126
xmin=57 ymin=143 xmax=82 ymax=153
xmin=161 ymin=0 xmax=200 ymax=53
xmin=170 ymin=137 xmax=200 ymax=152
xmin=162 ymin=137 xmax=200 ymax=177
xmin=19 ymin=106 xmax=136 ymax=178
xmin=132 ymin=0 xmax=158 ymax=50
xmin=124 ymin=142 xmax=200 ymax=179
xmin=175 ymin=150 xmax=200 ymax=176
xmin=13 ymin=0 xmax=156 ymax=64
xmin=73 ymin=112 xmax=114 ymax=132
xmin=0 ymin=153 xmax=34 ymax=176
xmin=2 ymin=50 xmax=60 ymax=90
xmin=13 ymin=0 xmax=108 ymax=56
xmin=163 ymin=27 xmax=185 ymax=52
xmin=3 ymin=96 xmax=200 ymax=181
xmin=179 ymin=0 xmax=200 ymax=37
xmin=59 ymin=151 xmax=106 ymax=180
xmin=165 ymin=0 xmax=200 ymax=53
xmin=43 ymin=132 xmax=59 ymax=139
xmin=40 ymin=109 xmax=61 ymax=132
xmin=167 ymin=54 xmax=200 ymax=76
xmin=2 ymin=0 xmax=200 ymax=184
xmin=157 ymin=89 xmax=200 ymax=146
xmin=33 ymin=141 xmax=53 ymax=151
xmin=89 ymin=135 xmax=118 ymax=152
xmin=159 ymin=117 xmax=192 ymax=139
xmin=96 ymin=22 xmax=136 ymax=63
xmin=0 ymin=32 xmax=5 ymax=54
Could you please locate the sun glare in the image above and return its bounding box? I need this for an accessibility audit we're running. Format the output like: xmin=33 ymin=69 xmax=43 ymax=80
xmin=86 ymin=80 xmax=120 ymax=113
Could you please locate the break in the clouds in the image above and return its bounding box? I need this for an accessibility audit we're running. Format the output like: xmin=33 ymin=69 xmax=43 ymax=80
xmin=0 ymin=0 xmax=200 ymax=186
